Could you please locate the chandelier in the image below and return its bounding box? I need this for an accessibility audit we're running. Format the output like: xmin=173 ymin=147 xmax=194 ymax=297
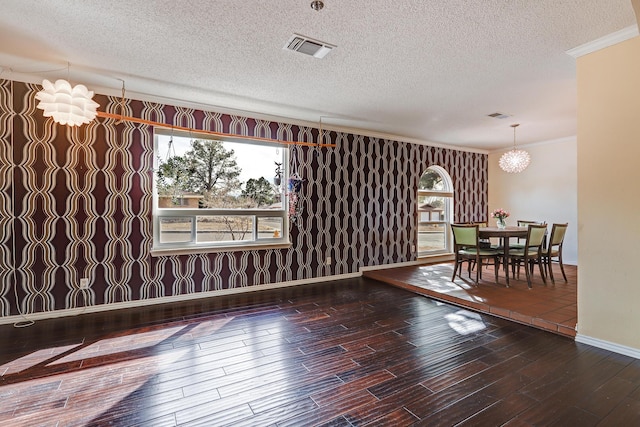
xmin=35 ymin=79 xmax=99 ymax=126
xmin=499 ymin=124 xmax=530 ymax=173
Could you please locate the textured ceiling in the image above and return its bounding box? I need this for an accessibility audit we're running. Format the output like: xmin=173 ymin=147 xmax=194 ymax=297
xmin=0 ymin=0 xmax=637 ymax=150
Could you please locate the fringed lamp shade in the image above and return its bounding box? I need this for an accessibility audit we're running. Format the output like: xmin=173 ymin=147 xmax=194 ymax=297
xmin=35 ymin=79 xmax=99 ymax=126
xmin=499 ymin=149 xmax=530 ymax=173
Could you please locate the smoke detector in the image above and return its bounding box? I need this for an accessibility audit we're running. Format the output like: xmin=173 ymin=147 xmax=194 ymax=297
xmin=284 ymin=34 xmax=335 ymax=59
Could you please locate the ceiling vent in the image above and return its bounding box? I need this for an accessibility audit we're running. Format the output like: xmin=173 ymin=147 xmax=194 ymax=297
xmin=284 ymin=34 xmax=335 ymax=59
xmin=487 ymin=112 xmax=511 ymax=119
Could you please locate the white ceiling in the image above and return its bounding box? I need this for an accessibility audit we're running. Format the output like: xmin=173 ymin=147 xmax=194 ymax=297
xmin=0 ymin=0 xmax=637 ymax=150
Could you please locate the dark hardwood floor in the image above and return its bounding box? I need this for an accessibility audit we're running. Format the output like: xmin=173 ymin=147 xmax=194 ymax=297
xmin=1 ymin=277 xmax=638 ymax=426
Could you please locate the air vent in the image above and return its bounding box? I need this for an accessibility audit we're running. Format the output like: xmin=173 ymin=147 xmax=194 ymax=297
xmin=284 ymin=34 xmax=335 ymax=59
xmin=487 ymin=112 xmax=511 ymax=119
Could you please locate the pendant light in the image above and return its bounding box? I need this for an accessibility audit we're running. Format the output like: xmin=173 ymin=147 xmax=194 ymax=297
xmin=35 ymin=79 xmax=99 ymax=126
xmin=499 ymin=124 xmax=530 ymax=173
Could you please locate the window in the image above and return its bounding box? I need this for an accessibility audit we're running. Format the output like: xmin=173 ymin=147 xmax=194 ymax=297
xmin=152 ymin=130 xmax=288 ymax=255
xmin=417 ymin=166 xmax=453 ymax=256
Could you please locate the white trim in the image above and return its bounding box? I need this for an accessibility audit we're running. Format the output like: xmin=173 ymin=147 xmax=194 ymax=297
xmin=106 ymin=89 xmax=487 ymax=154
xmin=135 ymin=89 xmax=486 ymax=153
xmin=418 ymin=166 xmax=455 ymax=255
xmin=151 ymin=242 xmax=293 ymax=257
xmin=0 ymin=272 xmax=360 ymax=325
xmin=0 ymin=256 xmax=457 ymax=325
xmin=151 ymin=130 xmax=290 ymax=255
xmin=0 ymin=72 xmax=487 ymax=156
xmin=575 ymin=334 xmax=640 ymax=360
xmin=566 ymin=25 xmax=639 ymax=58
xmin=489 ymin=135 xmax=576 ymax=154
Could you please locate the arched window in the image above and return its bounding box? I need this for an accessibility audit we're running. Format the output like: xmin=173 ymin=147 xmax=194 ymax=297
xmin=417 ymin=166 xmax=453 ymax=256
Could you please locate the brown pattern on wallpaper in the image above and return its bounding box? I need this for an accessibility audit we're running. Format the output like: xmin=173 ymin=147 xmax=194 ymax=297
xmin=0 ymin=79 xmax=487 ymax=317
xmin=0 ymin=80 xmax=12 ymax=317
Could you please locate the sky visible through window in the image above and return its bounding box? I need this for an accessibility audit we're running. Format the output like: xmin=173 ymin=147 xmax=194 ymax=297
xmin=156 ymin=134 xmax=281 ymax=184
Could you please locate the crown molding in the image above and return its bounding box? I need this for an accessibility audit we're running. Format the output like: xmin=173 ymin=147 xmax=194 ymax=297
xmin=566 ymin=25 xmax=639 ymax=58
xmin=1 ymin=69 xmax=488 ymax=155
xmin=489 ymin=135 xmax=576 ymax=154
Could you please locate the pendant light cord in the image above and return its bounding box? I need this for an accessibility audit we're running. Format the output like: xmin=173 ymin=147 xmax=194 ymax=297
xmin=511 ymin=123 xmax=520 ymax=149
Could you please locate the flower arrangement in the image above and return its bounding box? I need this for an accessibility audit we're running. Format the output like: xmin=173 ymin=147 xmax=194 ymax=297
xmin=491 ymin=208 xmax=510 ymax=228
xmin=491 ymin=208 xmax=510 ymax=220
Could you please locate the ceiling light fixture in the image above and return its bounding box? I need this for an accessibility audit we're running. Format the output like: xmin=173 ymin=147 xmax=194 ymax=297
xmin=35 ymin=79 xmax=99 ymax=126
xmin=499 ymin=124 xmax=530 ymax=173
xmin=310 ymin=1 xmax=324 ymax=11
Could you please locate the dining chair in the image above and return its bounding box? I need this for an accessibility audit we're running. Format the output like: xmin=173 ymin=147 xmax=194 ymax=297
xmin=508 ymin=223 xmax=547 ymax=289
xmin=462 ymin=221 xmax=500 ymax=272
xmin=542 ymin=223 xmax=569 ymax=283
xmin=510 ymin=220 xmax=545 ymax=249
xmin=462 ymin=221 xmax=495 ymax=249
xmin=451 ymin=224 xmax=501 ymax=284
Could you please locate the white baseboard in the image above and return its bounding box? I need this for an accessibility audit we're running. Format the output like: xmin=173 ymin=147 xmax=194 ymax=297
xmin=575 ymin=334 xmax=640 ymax=360
xmin=0 ymin=256 xmax=456 ymax=326
xmin=0 ymin=272 xmax=361 ymax=326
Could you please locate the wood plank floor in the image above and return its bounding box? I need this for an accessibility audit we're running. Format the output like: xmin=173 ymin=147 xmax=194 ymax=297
xmin=364 ymin=262 xmax=577 ymax=337
xmin=1 ymin=277 xmax=638 ymax=426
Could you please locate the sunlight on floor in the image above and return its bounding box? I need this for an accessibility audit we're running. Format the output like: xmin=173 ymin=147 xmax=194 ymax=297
xmin=51 ymin=325 xmax=188 ymax=365
xmin=0 ymin=316 xmax=238 ymax=425
xmin=51 ymin=317 xmax=234 ymax=365
xmin=444 ymin=310 xmax=487 ymax=335
xmin=365 ymin=262 xmax=577 ymax=337
xmin=0 ymin=344 xmax=82 ymax=375
xmin=5 ymin=348 xmax=189 ymax=425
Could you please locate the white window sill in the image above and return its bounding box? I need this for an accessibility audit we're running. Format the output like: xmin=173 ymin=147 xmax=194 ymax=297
xmin=151 ymin=242 xmax=292 ymax=257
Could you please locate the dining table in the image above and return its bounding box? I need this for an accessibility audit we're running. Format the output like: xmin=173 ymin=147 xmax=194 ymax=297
xmin=479 ymin=226 xmax=528 ymax=285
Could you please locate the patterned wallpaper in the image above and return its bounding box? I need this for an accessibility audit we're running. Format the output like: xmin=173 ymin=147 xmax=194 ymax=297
xmin=0 ymin=79 xmax=487 ymax=317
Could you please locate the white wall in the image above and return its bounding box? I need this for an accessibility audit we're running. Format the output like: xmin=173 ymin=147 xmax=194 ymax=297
xmin=488 ymin=137 xmax=577 ymax=264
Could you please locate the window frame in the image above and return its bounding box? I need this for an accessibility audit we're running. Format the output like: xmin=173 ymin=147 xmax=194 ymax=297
xmin=151 ymin=129 xmax=290 ymax=256
xmin=417 ymin=166 xmax=454 ymax=257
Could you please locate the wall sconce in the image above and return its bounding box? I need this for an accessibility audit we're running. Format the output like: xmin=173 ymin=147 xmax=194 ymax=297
xmin=35 ymin=79 xmax=99 ymax=126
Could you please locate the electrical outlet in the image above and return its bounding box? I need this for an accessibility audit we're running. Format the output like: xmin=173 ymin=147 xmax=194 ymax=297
xmin=325 ymin=257 xmax=332 ymax=265
xmin=80 ymin=278 xmax=90 ymax=289
xmin=411 ymin=244 xmax=416 ymax=252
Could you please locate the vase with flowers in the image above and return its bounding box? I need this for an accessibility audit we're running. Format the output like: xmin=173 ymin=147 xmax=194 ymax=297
xmin=492 ymin=208 xmax=510 ymax=229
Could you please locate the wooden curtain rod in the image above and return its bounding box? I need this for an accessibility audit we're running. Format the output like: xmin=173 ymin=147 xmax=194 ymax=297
xmin=95 ymin=111 xmax=336 ymax=148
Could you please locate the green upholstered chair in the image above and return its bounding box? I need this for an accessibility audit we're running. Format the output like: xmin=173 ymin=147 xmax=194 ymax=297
xmin=473 ymin=221 xmax=497 ymax=249
xmin=461 ymin=221 xmax=496 ymax=251
xmin=542 ymin=223 xmax=569 ymax=283
xmin=451 ymin=224 xmax=501 ymax=284
xmin=509 ymin=220 xmax=545 ymax=249
xmin=507 ymin=223 xmax=547 ymax=289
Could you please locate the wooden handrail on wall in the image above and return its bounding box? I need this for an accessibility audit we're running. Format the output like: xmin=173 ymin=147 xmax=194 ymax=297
xmin=95 ymin=111 xmax=336 ymax=148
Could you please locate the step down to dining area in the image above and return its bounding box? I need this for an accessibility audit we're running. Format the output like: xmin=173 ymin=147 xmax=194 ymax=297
xmin=363 ymin=262 xmax=577 ymax=338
